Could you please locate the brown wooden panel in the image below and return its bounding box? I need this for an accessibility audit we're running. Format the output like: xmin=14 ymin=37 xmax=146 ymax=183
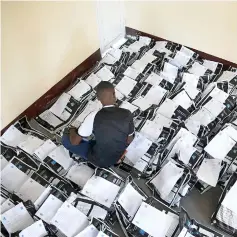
xmin=126 ymin=27 xmax=237 ymax=70
xmin=1 ymin=49 xmax=101 ymax=134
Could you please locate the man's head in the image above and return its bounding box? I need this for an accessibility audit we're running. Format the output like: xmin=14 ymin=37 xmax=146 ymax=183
xmin=96 ymin=81 xmax=116 ymax=106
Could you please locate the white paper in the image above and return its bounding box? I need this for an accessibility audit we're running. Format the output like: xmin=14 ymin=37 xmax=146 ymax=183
xmin=39 ymin=110 xmax=63 ymax=127
xmin=68 ymin=80 xmax=91 ymax=101
xmin=151 ymin=161 xmax=184 ymax=199
xmin=1 ymin=199 xmax=15 ymax=214
xmin=66 ymin=164 xmax=94 ymax=188
xmin=203 ymin=99 xmax=225 ymax=118
xmin=223 ymin=125 xmax=237 ymax=142
xmin=167 ymin=128 xmax=197 ymax=151
xmin=19 ymin=220 xmax=48 ymax=237
xmin=115 ymin=89 xmax=125 ymax=100
xmin=1 ymin=163 xmax=29 ymax=192
xmin=197 ymin=158 xmax=222 ymax=187
xmin=182 ymin=73 xmax=199 ymax=88
xmin=1 ymin=202 xmax=34 ymax=234
xmin=60 ymin=109 xmax=71 ymax=121
xmin=18 ymin=135 xmax=45 ymax=155
xmin=204 ymin=131 xmax=236 ymax=160
xmin=72 ymin=100 xmax=102 ymax=127
xmin=157 ymin=99 xmax=178 ymax=119
xmin=132 ymin=202 xmax=175 ymax=237
xmin=109 ymin=48 xmax=122 ymax=59
xmin=34 ymin=139 xmax=57 ymax=161
xmin=133 ymin=158 xmax=149 ymax=172
xmin=82 ymin=176 xmax=120 ymax=208
xmin=49 ymin=93 xmax=71 ymax=117
xmin=17 ymin=178 xmax=47 ymax=202
xmin=96 ymin=232 xmax=109 ymax=237
xmin=132 ymin=97 xmax=153 ymax=111
xmin=89 ymin=206 xmax=108 ymax=220
xmin=172 ymin=90 xmax=192 ymax=109
xmin=203 ymin=60 xmax=219 ymax=73
xmin=185 ymin=108 xmax=215 ymax=135
xmin=128 ymin=41 xmax=145 ymax=52
xmin=216 ymin=205 xmax=237 ymax=229
xmin=166 ymin=212 xmax=179 ymax=237
xmin=131 ymin=60 xmax=148 ymax=73
xmin=0 ymin=125 xmax=28 ymax=147
xmin=101 ymin=54 xmax=117 ymax=64
xmin=75 ymin=224 xmax=99 ymax=237
xmin=48 ymin=145 xmax=74 ymax=170
xmin=34 ymin=186 xmax=52 ymax=210
xmin=199 ymin=228 xmax=215 ymax=237
xmin=119 ymin=101 xmax=139 ymax=114
xmin=51 ymin=201 xmax=89 ymax=237
xmin=217 ymin=71 xmax=237 ymax=83
xmin=145 ymin=72 xmax=163 ymax=86
xmin=85 ymin=73 xmax=102 ymax=88
xmin=222 ymin=181 xmax=237 ymax=214
xmin=126 ymin=133 xmax=152 ymax=164
xmin=115 ymin=76 xmax=137 ymax=96
xmin=124 ymin=67 xmax=140 ymax=80
xmin=178 ymin=141 xmax=197 ymax=165
xmin=183 ymin=84 xmax=200 ymax=100
xmin=177 ymin=227 xmax=188 ymax=237
xmin=139 ymin=36 xmax=151 ymax=45
xmin=1 ymin=155 xmax=9 ymax=170
xmin=170 ymin=51 xmax=191 ymax=68
xmin=188 ymin=62 xmax=208 ymax=76
xmin=163 ymin=62 xmax=178 ymax=78
xmin=140 ymin=53 xmax=156 ymax=64
xmin=180 ymin=46 xmax=195 ymax=57
xmin=144 ymin=85 xmax=167 ymax=105
xmin=118 ymin=183 xmax=145 ymax=218
xmin=36 ymin=194 xmax=63 ymax=224
xmin=96 ymin=66 xmax=114 ymax=81
xmin=153 ymin=113 xmax=173 ymax=128
xmin=209 ymin=86 xmax=229 ymax=104
xmin=140 ymin=120 xmax=163 ymax=142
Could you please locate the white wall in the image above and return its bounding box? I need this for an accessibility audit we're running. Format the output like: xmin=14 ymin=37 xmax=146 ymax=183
xmin=1 ymin=1 xmax=99 ymax=128
xmin=125 ymin=1 xmax=237 ymax=63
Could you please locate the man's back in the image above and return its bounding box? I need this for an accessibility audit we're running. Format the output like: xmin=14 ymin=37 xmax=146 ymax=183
xmin=88 ymin=106 xmax=134 ymax=167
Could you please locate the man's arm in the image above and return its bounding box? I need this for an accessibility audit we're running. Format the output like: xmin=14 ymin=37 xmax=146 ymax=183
xmin=69 ymin=128 xmax=82 ymax=145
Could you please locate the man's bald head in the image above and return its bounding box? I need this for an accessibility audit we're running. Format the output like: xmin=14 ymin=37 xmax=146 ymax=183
xmin=96 ymin=81 xmax=116 ymax=106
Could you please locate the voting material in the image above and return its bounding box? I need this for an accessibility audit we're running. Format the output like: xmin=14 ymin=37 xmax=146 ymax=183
xmin=36 ymin=194 xmax=63 ymax=224
xmin=115 ymin=76 xmax=137 ymax=96
xmin=68 ymin=80 xmax=91 ymax=101
xmin=118 ymin=183 xmax=145 ymax=218
xmin=66 ymin=163 xmax=94 ymax=188
xmin=124 ymin=67 xmax=140 ymax=80
xmin=19 ymin=220 xmax=48 ymax=237
xmin=85 ymin=73 xmax=102 ymax=88
xmin=96 ymin=66 xmax=114 ymax=81
xmin=132 ymin=202 xmax=177 ymax=237
xmin=0 ymin=125 xmax=28 ymax=147
xmin=49 ymin=92 xmax=71 ymax=118
xmin=150 ymin=161 xmax=184 ymax=199
xmin=126 ymin=132 xmax=152 ymax=164
xmin=33 ymin=139 xmax=57 ymax=161
xmin=196 ymin=158 xmax=222 ymax=187
xmin=51 ymin=201 xmax=89 ymax=237
xmin=82 ymin=175 xmax=121 ymax=208
xmin=1 ymin=202 xmax=34 ymax=234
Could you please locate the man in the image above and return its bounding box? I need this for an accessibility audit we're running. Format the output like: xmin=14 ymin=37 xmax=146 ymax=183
xmin=62 ymin=81 xmax=135 ymax=168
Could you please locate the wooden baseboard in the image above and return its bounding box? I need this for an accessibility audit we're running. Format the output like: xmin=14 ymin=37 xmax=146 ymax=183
xmin=126 ymin=27 xmax=237 ymax=70
xmin=1 ymin=49 xmax=101 ymax=134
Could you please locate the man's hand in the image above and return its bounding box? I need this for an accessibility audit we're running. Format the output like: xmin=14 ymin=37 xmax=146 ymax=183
xmin=69 ymin=128 xmax=82 ymax=145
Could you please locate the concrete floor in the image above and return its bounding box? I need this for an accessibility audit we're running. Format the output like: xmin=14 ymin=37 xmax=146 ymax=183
xmin=29 ymin=119 xmax=230 ymax=237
